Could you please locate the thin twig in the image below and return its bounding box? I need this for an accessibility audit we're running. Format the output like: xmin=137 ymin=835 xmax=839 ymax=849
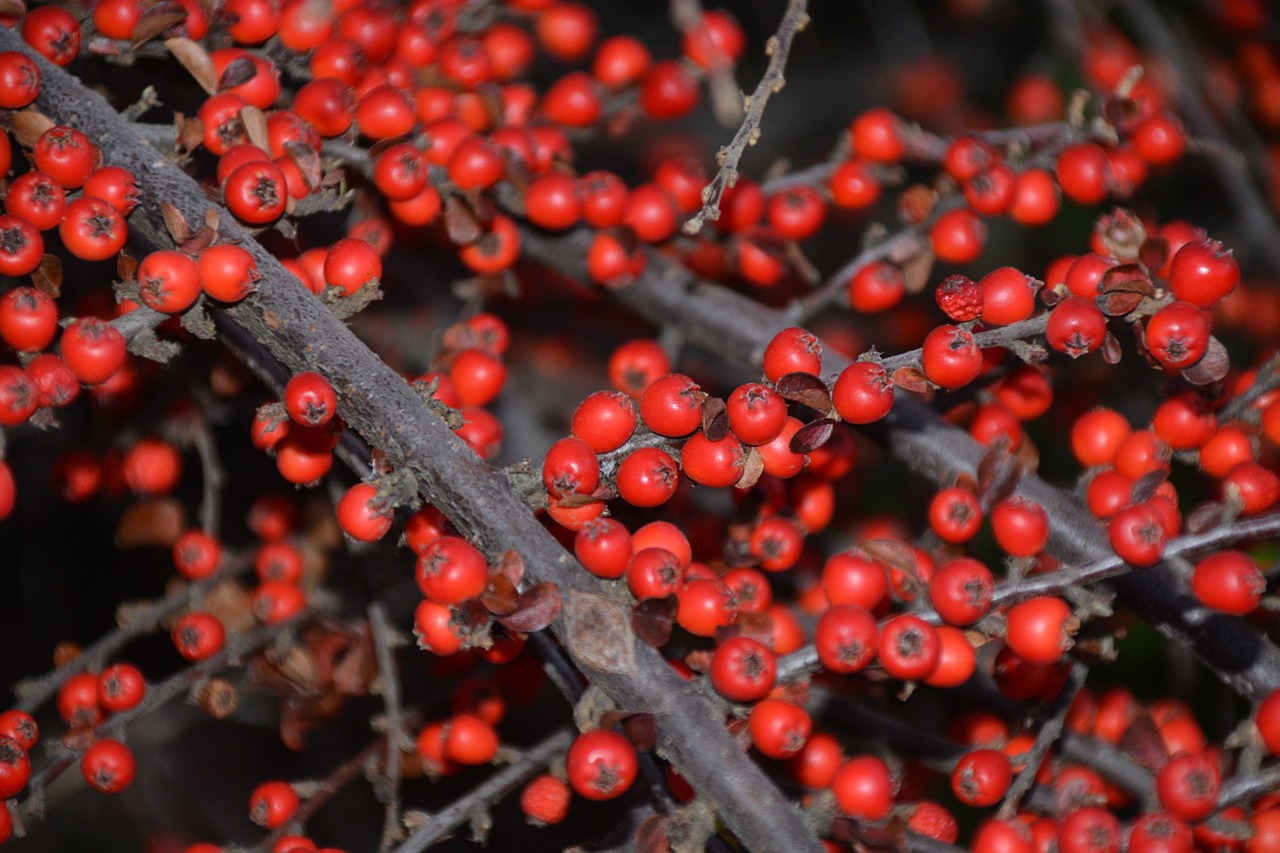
xmin=996 ymin=663 xmax=1087 ymax=819
xmin=12 ymin=554 xmax=253 ymax=713
xmin=684 ymin=0 xmax=811 ymax=235
xmin=390 ymin=728 xmax=574 ymax=853
xmin=18 ymin=612 xmax=313 ymax=826
xmin=368 ymin=601 xmax=405 ymax=851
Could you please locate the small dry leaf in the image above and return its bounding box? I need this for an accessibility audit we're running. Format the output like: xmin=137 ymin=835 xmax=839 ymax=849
xmin=1120 ymin=712 xmax=1169 ymax=770
xmin=116 ymin=250 xmax=139 ymax=285
xmin=31 ymin=254 xmax=62 ymax=297
xmin=480 ymin=574 xmax=520 ymax=616
xmin=861 ymin=539 xmax=917 ymax=583
xmin=239 ymin=106 xmax=270 ymax=152
xmin=166 ymin=37 xmax=216 ymax=93
xmin=1101 ymin=331 xmax=1123 ymax=364
xmin=774 ymin=372 xmax=833 ymax=413
xmin=179 ymin=225 xmax=218 ymax=256
xmin=892 ymin=365 xmax=930 ymax=394
xmin=0 ymin=0 xmax=27 ymax=18
xmin=444 ymin=195 xmax=482 ymax=245
xmin=1181 ymin=336 xmax=1229 ymax=385
xmin=162 ymin=202 xmax=192 ymax=244
xmin=132 ymin=9 xmax=187 ymax=46
xmin=494 ymin=549 xmax=524 ymax=586
xmin=976 ymin=442 xmax=1019 ymax=504
xmin=636 ymin=815 xmax=673 ymax=853
xmin=631 ymin=596 xmax=677 ymax=648
xmin=116 ymin=497 xmax=186 ymax=548
xmin=1131 ymin=469 xmax=1169 ymax=505
xmin=10 ymin=109 xmax=54 ymax=148
xmin=284 ymin=141 xmax=322 ymax=192
xmin=1139 ymin=237 xmax=1169 ymax=274
xmin=735 ymin=447 xmax=765 ymax=489
xmin=683 ymin=649 xmax=713 ymax=673
xmin=1099 ymin=263 xmax=1154 ymax=294
xmin=790 ymin=418 xmax=835 ymax=454
xmin=1098 ymin=290 xmax=1146 ymax=317
xmin=496 ymin=582 xmax=562 ymax=632
xmin=701 ymin=396 xmax=728 ymax=438
xmin=1186 ymin=501 xmax=1227 ymax=534
xmin=218 ymin=55 xmax=259 ymax=90
xmin=900 ymin=245 xmax=936 ymax=295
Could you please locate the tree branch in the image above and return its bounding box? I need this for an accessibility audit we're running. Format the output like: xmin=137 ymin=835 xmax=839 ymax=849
xmin=683 ymin=0 xmax=811 ymax=235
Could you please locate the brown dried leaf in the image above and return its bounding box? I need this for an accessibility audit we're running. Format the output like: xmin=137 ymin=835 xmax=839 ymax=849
xmin=494 ymin=549 xmax=524 ymax=586
xmin=496 ymin=582 xmax=562 ymax=632
xmin=790 ymin=418 xmax=835 ymax=454
xmin=976 ymin=442 xmax=1020 ymax=504
xmin=10 ymin=109 xmax=54 ymax=148
xmin=683 ymin=649 xmax=713 ymax=673
xmin=701 ymin=396 xmax=728 ymax=439
xmin=218 ymin=55 xmax=259 ymax=91
xmin=203 ymin=579 xmax=255 ymax=635
xmin=892 ymin=366 xmax=930 ymax=394
xmin=1186 ymin=501 xmax=1227 ymax=534
xmin=631 ymin=596 xmax=676 ymax=648
xmin=900 ymin=245 xmax=936 ymax=295
xmin=116 ymin=249 xmax=138 ymax=285
xmin=177 ymin=115 xmax=204 ymax=152
xmin=1102 ymin=331 xmax=1122 ymax=364
xmin=1098 ymin=290 xmax=1146 ymax=318
xmin=132 ymin=9 xmax=186 ymax=46
xmin=0 ymin=0 xmax=26 ymax=18
xmin=481 ymin=573 xmax=520 ymax=616
xmin=1182 ymin=336 xmax=1229 ymax=385
xmin=1139 ymin=237 xmax=1169 ymax=275
xmin=735 ymin=447 xmax=764 ymax=490
xmin=179 ymin=225 xmax=217 ymax=256
xmin=239 ymin=106 xmax=270 ymax=153
xmin=636 ymin=815 xmax=673 ymax=853
xmin=1099 ymin=263 xmax=1154 ymax=295
xmin=1131 ymin=470 xmax=1168 ymax=505
xmin=444 ymin=195 xmax=482 ymax=245
xmin=284 ymin=141 xmax=322 ymax=192
xmin=166 ymin=37 xmax=216 ymax=93
xmin=1119 ymin=712 xmax=1168 ymax=771
xmin=116 ymin=497 xmax=186 ymax=548
xmin=774 ymin=372 xmax=832 ymax=413
xmin=162 ymin=202 xmax=192 ymax=244
xmin=31 ymin=254 xmax=62 ymax=297
xmin=594 ymin=711 xmax=658 ymax=753
xmin=861 ymin=540 xmax=917 ymax=582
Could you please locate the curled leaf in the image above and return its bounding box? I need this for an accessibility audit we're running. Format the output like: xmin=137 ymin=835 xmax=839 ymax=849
xmin=774 ymin=372 xmax=832 ymax=413
xmin=496 ymin=582 xmax=562 ymax=632
xmin=480 ymin=573 xmax=520 ymax=616
xmin=494 ymin=550 xmax=525 ymax=586
xmin=218 ymin=55 xmax=259 ymax=91
xmin=1119 ymin=712 xmax=1168 ymax=771
xmin=1139 ymin=237 xmax=1170 ymax=275
xmin=735 ymin=447 xmax=765 ymax=490
xmin=32 ymin=254 xmax=63 ymax=298
xmin=166 ymin=37 xmax=216 ymax=93
xmin=1181 ymin=336 xmax=1229 ymax=385
xmin=1102 ymin=331 xmax=1122 ymax=364
xmin=239 ymin=106 xmax=270 ymax=152
xmin=631 ymin=596 xmax=676 ymax=649
xmin=444 ymin=195 xmax=482 ymax=246
xmin=162 ymin=202 xmax=192 ymax=244
xmin=284 ymin=141 xmax=322 ymax=192
xmin=892 ymin=365 xmax=930 ymax=394
xmin=132 ymin=8 xmax=186 ymax=46
xmin=790 ymin=418 xmax=835 ymax=454
xmin=701 ymin=396 xmax=728 ymax=440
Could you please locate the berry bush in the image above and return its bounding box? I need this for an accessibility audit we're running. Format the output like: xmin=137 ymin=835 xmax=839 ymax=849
xmin=2 ymin=1 xmax=1280 ymax=852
